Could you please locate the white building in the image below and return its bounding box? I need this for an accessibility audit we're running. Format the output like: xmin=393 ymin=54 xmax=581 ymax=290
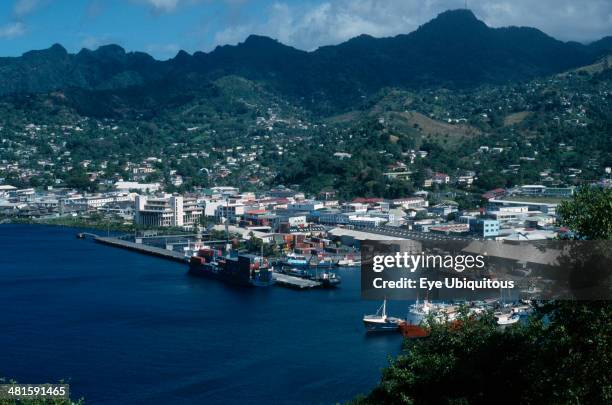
xmin=70 ymin=193 xmax=134 ymax=209
xmin=134 ymin=194 xmax=201 ymax=228
xmin=114 ymin=181 xmax=161 ymax=193
xmin=287 ymin=201 xmax=324 ymax=212
xmin=0 ymin=185 xmax=16 ymax=198
xmin=392 ymin=197 xmax=428 ymax=210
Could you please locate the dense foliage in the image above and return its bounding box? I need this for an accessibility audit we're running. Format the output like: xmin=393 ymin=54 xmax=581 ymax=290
xmin=1 ymin=11 xmax=611 ymax=202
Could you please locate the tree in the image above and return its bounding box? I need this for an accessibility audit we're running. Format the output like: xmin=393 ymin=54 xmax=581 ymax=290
xmin=65 ymin=168 xmax=96 ymax=192
xmin=557 ymin=186 xmax=612 ymax=240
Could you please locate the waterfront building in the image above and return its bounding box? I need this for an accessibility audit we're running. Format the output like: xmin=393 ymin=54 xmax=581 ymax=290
xmin=70 ymin=193 xmax=134 ymax=210
xmin=134 ymin=194 xmax=201 ymax=228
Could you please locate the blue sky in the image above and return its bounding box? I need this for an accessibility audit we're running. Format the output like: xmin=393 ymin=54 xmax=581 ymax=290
xmin=1 ymin=0 xmax=611 ymax=60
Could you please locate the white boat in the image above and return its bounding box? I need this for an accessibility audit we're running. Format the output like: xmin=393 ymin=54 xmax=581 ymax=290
xmin=363 ymin=300 xmax=404 ymax=332
xmin=495 ymin=311 xmax=521 ymax=325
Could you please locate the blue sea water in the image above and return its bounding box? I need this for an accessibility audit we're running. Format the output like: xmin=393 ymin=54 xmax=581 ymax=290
xmin=0 ymin=224 xmax=403 ymax=404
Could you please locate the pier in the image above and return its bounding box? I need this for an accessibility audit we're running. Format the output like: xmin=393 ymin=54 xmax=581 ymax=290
xmin=84 ymin=234 xmax=327 ymax=289
xmin=94 ymin=236 xmax=188 ymax=263
xmin=272 ymin=273 xmax=322 ymax=289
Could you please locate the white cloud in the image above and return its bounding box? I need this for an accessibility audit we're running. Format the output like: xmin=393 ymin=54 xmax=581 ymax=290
xmin=136 ymin=0 xmax=180 ymax=13
xmin=13 ymin=0 xmax=42 ymax=18
xmin=0 ymin=22 xmax=26 ymax=38
xmin=212 ymin=0 xmax=612 ymax=51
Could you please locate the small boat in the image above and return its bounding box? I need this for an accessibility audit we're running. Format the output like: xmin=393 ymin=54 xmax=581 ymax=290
xmin=363 ymin=299 xmax=404 ymax=332
xmin=495 ymin=311 xmax=521 ymax=325
xmin=311 ymin=270 xmax=341 ymax=288
xmin=284 ymin=267 xmax=309 ymax=277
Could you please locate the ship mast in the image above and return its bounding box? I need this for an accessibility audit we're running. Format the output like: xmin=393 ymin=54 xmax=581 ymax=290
xmin=382 ymin=299 xmax=387 ymax=319
xmin=195 ymin=222 xmax=202 ymax=244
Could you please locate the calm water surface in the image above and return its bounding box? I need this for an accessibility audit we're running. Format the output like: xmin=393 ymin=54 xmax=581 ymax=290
xmin=0 ymin=224 xmax=403 ymax=404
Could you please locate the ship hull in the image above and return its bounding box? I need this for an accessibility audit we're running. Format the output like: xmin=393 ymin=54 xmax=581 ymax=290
xmin=398 ymin=322 xmax=429 ymax=338
xmin=188 ymin=262 xmax=273 ymax=287
xmin=363 ymin=320 xmax=400 ymax=332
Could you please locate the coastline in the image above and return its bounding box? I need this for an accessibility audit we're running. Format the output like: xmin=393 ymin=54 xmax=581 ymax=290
xmin=0 ymin=216 xmax=135 ymax=234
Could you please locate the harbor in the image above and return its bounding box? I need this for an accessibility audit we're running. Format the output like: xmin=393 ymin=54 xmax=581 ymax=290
xmin=1 ymin=224 xmax=398 ymax=404
xmin=363 ymin=298 xmax=533 ymax=338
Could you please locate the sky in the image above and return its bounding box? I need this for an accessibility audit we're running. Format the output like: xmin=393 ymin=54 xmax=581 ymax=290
xmin=1 ymin=0 xmax=611 ymax=60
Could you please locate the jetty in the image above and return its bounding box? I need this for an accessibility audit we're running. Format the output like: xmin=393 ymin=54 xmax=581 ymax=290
xmin=93 ymin=236 xmax=188 ymax=263
xmin=82 ymin=233 xmax=326 ymax=290
xmin=272 ymin=273 xmax=322 ymax=289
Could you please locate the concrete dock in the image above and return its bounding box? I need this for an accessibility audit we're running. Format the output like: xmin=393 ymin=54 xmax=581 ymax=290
xmin=94 ymin=236 xmax=188 ymax=263
xmin=272 ymin=273 xmax=322 ymax=289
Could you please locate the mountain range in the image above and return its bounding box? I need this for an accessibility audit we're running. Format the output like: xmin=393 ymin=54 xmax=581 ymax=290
xmin=1 ymin=9 xmax=611 ymax=114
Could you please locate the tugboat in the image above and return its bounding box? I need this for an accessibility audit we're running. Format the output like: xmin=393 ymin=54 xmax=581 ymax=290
xmin=311 ymin=269 xmax=341 ymax=288
xmin=363 ymin=299 xmax=404 ymax=332
xmin=283 ymin=267 xmax=309 ymax=277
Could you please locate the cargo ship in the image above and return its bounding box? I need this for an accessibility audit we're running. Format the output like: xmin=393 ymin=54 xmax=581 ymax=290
xmin=189 ymin=247 xmax=275 ymax=287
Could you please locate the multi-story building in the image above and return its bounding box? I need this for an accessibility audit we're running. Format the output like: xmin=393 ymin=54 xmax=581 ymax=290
xmin=469 ymin=219 xmax=500 ymax=238
xmin=134 ymin=194 xmax=201 ymax=228
xmin=391 ymin=197 xmax=428 ymax=210
xmin=512 ymin=185 xmax=575 ymax=198
xmin=287 ymin=201 xmax=324 ymax=212
xmin=182 ymin=198 xmax=203 ymax=226
xmin=70 ymin=193 xmax=133 ymax=210
xmin=215 ymin=203 xmax=245 ymax=223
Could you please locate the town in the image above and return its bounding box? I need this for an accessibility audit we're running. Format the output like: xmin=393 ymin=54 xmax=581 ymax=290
xmin=0 ymin=181 xmax=597 ymax=249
